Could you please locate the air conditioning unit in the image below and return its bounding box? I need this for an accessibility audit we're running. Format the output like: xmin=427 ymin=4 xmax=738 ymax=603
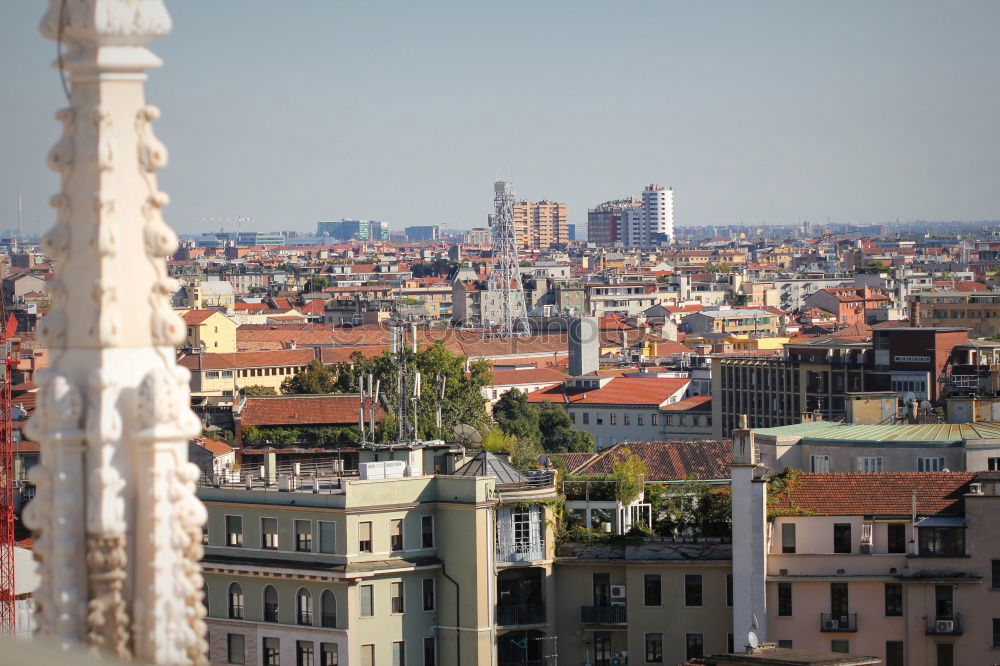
xmin=610 ymin=585 xmax=626 ymax=599
xmin=969 ymin=482 xmax=983 ymax=495
xmin=823 ymin=619 xmax=840 ymax=630
xmin=936 ymin=620 xmax=954 ymax=633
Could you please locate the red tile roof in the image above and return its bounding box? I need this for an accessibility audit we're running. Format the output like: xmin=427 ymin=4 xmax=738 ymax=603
xmin=177 ymin=349 xmax=316 ymax=371
xmin=525 ymin=377 xmax=689 ymax=406
xmin=545 ymin=451 xmax=596 ymax=473
xmin=181 ymin=309 xmax=223 ymax=325
xmin=489 ymin=367 xmax=567 ymax=387
xmin=576 ymin=440 xmax=732 ymax=482
xmin=659 ymin=395 xmax=712 ymax=412
xmin=193 ymin=435 xmax=234 ymax=456
xmin=768 ymin=472 xmax=976 ymax=516
xmin=241 ymin=395 xmax=383 ymax=427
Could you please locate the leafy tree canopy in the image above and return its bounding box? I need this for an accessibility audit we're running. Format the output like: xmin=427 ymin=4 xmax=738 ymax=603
xmin=242 ymin=384 xmax=277 ymax=397
xmin=281 ymin=359 xmax=337 ymax=395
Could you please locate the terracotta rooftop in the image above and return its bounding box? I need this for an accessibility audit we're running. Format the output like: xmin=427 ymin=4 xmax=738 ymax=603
xmin=177 ymin=348 xmax=316 ymax=371
xmin=192 ymin=435 xmax=234 ymax=456
xmin=659 ymin=395 xmax=712 ymax=412
xmin=576 ymin=440 xmax=733 ymax=482
xmin=768 ymin=472 xmax=976 ymax=517
xmin=489 ymin=367 xmax=567 ymax=386
xmin=181 ymin=309 xmax=223 ymax=325
xmin=525 ymin=377 xmax=689 ymax=406
xmin=241 ymin=394 xmax=383 ymax=427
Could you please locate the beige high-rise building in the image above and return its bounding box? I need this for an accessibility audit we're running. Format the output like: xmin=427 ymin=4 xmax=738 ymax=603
xmin=513 ymin=201 xmax=568 ymax=250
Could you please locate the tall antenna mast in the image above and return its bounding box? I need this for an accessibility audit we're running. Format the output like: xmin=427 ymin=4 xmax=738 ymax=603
xmin=485 ymin=180 xmax=529 ymax=338
xmin=16 ymin=197 xmax=21 ymax=239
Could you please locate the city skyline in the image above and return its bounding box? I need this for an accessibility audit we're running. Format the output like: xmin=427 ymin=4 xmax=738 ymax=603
xmin=2 ymin=1 xmax=1000 ymax=236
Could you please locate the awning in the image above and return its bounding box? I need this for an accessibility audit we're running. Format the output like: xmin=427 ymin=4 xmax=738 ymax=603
xmin=914 ymin=516 xmax=965 ymax=527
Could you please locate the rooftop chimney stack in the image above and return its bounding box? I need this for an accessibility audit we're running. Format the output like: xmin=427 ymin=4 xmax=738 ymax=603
xmin=569 ymin=316 xmax=599 ymax=377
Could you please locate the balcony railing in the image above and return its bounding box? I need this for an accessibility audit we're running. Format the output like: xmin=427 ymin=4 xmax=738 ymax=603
xmin=496 ymin=539 xmax=545 ymax=563
xmin=496 ymin=603 xmax=545 ymax=626
xmin=926 ymin=614 xmax=963 ymax=635
xmin=820 ymin=613 xmax=857 ymax=632
xmin=580 ymin=605 xmax=627 ymax=624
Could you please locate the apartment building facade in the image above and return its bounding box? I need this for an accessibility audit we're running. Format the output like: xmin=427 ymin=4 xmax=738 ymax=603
xmin=513 ymin=200 xmax=568 ymax=250
xmin=587 ymin=197 xmax=641 ymax=247
xmin=910 ymin=291 xmax=1000 ymax=338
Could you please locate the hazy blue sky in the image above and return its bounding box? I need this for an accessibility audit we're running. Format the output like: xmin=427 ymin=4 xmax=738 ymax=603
xmin=2 ymin=1 xmax=999 ymax=236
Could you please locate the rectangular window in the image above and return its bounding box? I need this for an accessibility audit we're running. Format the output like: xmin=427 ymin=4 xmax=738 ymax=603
xmin=297 ymin=641 xmax=315 ymax=666
xmin=637 ymin=416 xmax=644 ymax=426
xmin=856 ymin=456 xmax=883 ymax=472
xmin=782 ymin=522 xmax=796 ymax=554
xmin=359 ymin=521 xmax=372 ymax=553
xmin=295 ymin=520 xmax=312 ymax=552
xmin=834 ymin=523 xmax=852 ymax=554
xmin=319 ymin=521 xmax=336 ymax=554
xmin=645 ymin=633 xmax=663 ymax=663
xmin=685 ymin=633 xmax=704 ymax=660
xmin=263 ymin=637 xmax=280 ymax=666
xmin=644 ymin=574 xmax=661 ymax=606
xmin=726 ymin=574 xmax=733 ymax=607
xmin=421 ymin=516 xmax=434 ymax=548
xmin=885 ymin=583 xmax=903 ymax=617
xmin=989 ymin=457 xmax=1000 ymax=471
xmin=993 ymin=560 xmax=1000 ymax=588
xmin=391 ymin=581 xmax=404 ymax=614
xmin=624 ymin=415 xmax=631 ymax=425
xmin=226 ymin=515 xmax=243 ymax=547
xmin=361 ymin=645 xmax=375 ymax=666
xmin=610 ymin=413 xmax=616 ymax=425
xmin=888 ymin=523 xmax=906 ymax=554
xmin=685 ymin=574 xmax=703 ymax=607
xmin=422 ymin=578 xmax=435 ymax=611
xmin=936 ymin=643 xmax=953 ymax=666
xmin=262 ymin=517 xmax=278 ymax=550
xmin=917 ymin=456 xmax=945 ymax=472
xmin=582 ymin=413 xmax=589 ymax=425
xmin=919 ymin=527 xmax=965 ymax=557
xmin=830 ymin=640 xmax=849 ymax=654
xmin=777 ymin=582 xmax=792 ymax=616
xmin=423 ymin=637 xmax=436 ymax=666
xmin=831 ymin=582 xmax=849 ymax=617
xmin=569 ymin=412 xmax=575 ymax=423
xmin=390 ymin=519 xmax=404 ymax=551
xmin=993 ymin=619 xmax=1000 ymax=648
xmin=885 ymin=641 xmax=904 ymax=666
xmin=227 ymin=633 xmax=245 ymax=665
xmin=392 ymin=641 xmax=405 ymax=666
xmin=811 ymin=455 xmax=830 ymax=473
xmin=651 ymin=414 xmax=658 ymax=425
xmin=360 ymin=585 xmax=373 ymax=617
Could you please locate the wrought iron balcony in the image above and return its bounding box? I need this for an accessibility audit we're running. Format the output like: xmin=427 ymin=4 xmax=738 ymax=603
xmin=819 ymin=613 xmax=857 ymax=632
xmin=580 ymin=604 xmax=627 ymax=624
xmin=926 ymin=614 xmax=963 ymax=635
xmin=496 ymin=539 xmax=545 ymax=563
xmin=496 ymin=603 xmax=545 ymax=626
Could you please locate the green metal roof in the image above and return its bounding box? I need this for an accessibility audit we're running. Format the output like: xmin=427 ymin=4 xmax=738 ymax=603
xmin=754 ymin=421 xmax=1000 ymax=443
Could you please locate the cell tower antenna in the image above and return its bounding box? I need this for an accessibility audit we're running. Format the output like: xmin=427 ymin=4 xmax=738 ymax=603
xmin=485 ymin=180 xmax=529 ymax=338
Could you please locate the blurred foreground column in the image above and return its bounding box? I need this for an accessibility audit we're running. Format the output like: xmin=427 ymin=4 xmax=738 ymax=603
xmin=24 ymin=1 xmax=206 ymax=663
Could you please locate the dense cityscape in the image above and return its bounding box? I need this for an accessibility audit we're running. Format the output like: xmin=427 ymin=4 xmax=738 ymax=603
xmin=3 ymin=2 xmax=1000 ymax=666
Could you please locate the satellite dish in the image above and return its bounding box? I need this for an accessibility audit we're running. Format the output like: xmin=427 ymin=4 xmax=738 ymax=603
xmin=903 ymin=391 xmax=916 ymax=405
xmin=747 ymin=631 xmax=759 ymax=650
xmin=452 ymin=423 xmax=483 ymax=446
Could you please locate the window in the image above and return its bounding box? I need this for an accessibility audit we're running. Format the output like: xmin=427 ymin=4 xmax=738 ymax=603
xmin=422 ymin=578 xmax=435 ymax=611
xmin=227 ymin=633 xmax=245 ymax=665
xmin=888 ymin=523 xmax=906 ymax=554
xmin=645 ymin=633 xmax=663 ymax=663
xmin=295 ymin=520 xmax=312 ymax=552
xmin=993 ymin=619 xmax=1000 ymax=648
xmin=359 ymin=585 xmax=373 ymax=617
xmin=226 ymin=515 xmax=243 ymax=547
xmin=685 ymin=633 xmax=704 ymax=660
xmin=935 ymin=585 xmax=954 ymax=618
xmin=392 ymin=641 xmax=405 ymax=666
xmin=624 ymin=415 xmax=631 ymax=425
xmin=777 ymin=640 xmax=793 ymax=649
xmin=594 ymin=632 xmax=611 ymax=666
xmin=361 ymin=645 xmax=375 ymax=666
xmin=264 ymin=585 xmax=278 ymax=623
xmin=297 ymin=641 xmax=315 ymax=666
xmin=781 ymin=522 xmax=796 ymax=554
xmin=320 ymin=644 xmax=339 ymax=666
xmin=834 ymin=523 xmax=852 ymax=554
xmin=610 ymin=413 xmax=617 ymax=425
xmin=644 ymin=574 xmax=661 ymax=606
xmin=830 ymin=583 xmax=849 ymax=617
xmin=582 ymin=413 xmax=589 ymax=425
xmin=391 ymin=581 xmax=404 ymax=614
xmin=297 ymin=588 xmax=312 ymax=625
xmin=777 ymin=582 xmax=792 ymax=616
xmin=830 ymin=640 xmax=849 ymax=654
xmin=202 ymin=524 xmax=209 ymax=545
xmin=685 ymin=574 xmax=703 ymax=607
xmin=917 ymin=456 xmax=946 ymax=472
xmin=726 ymin=574 xmax=733 ymax=607
xmin=993 ymin=560 xmax=1000 ymax=588
xmin=228 ymin=583 xmax=244 ymax=619
xmin=423 ymin=637 xmax=436 ymax=666
xmin=651 ymin=414 xmax=658 ymax=425
xmin=919 ymin=527 xmax=965 ymax=556
xmin=263 ymin=637 xmax=280 ymax=666
xmin=390 ymin=519 xmax=404 ymax=551
xmin=262 ymin=517 xmax=278 ymax=550
xmin=989 ymin=457 xmax=1000 ymax=472
xmin=885 ymin=641 xmax=904 ymax=666
xmin=857 ymin=456 xmax=883 ymax=473
xmin=359 ymin=521 xmax=372 ymax=553
xmin=638 ymin=416 xmax=644 ymax=426
xmin=811 ymin=455 xmax=830 ymax=473
xmin=321 ymin=590 xmax=337 ymax=628
xmin=421 ymin=516 xmax=434 ymax=548
xmin=319 ymin=521 xmax=335 ymax=554
xmin=884 ymin=583 xmax=903 ymax=617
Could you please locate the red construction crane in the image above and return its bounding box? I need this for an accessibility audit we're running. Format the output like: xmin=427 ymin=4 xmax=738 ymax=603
xmin=0 ymin=314 xmax=18 ymax=633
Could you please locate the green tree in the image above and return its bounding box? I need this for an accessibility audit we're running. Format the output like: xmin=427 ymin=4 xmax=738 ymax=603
xmin=481 ymin=427 xmax=541 ymax=470
xmin=608 ymin=448 xmax=647 ymax=505
xmin=537 ymin=402 xmax=595 ymax=453
xmin=493 ymin=390 xmax=542 ymax=445
xmin=304 ymin=276 xmax=328 ymax=292
xmin=647 ymin=481 xmax=732 ymax=537
xmin=281 ymin=359 xmax=337 ymax=394
xmin=242 ymin=384 xmax=277 ymax=397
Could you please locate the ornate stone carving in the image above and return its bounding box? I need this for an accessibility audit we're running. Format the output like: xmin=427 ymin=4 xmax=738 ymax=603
xmin=47 ymin=108 xmax=76 ymax=174
xmin=136 ymin=106 xmax=167 ymax=174
xmin=86 ymin=534 xmax=130 ymax=659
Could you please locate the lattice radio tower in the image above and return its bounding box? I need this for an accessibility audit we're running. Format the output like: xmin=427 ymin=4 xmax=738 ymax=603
xmin=486 ymin=180 xmax=529 ymax=338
